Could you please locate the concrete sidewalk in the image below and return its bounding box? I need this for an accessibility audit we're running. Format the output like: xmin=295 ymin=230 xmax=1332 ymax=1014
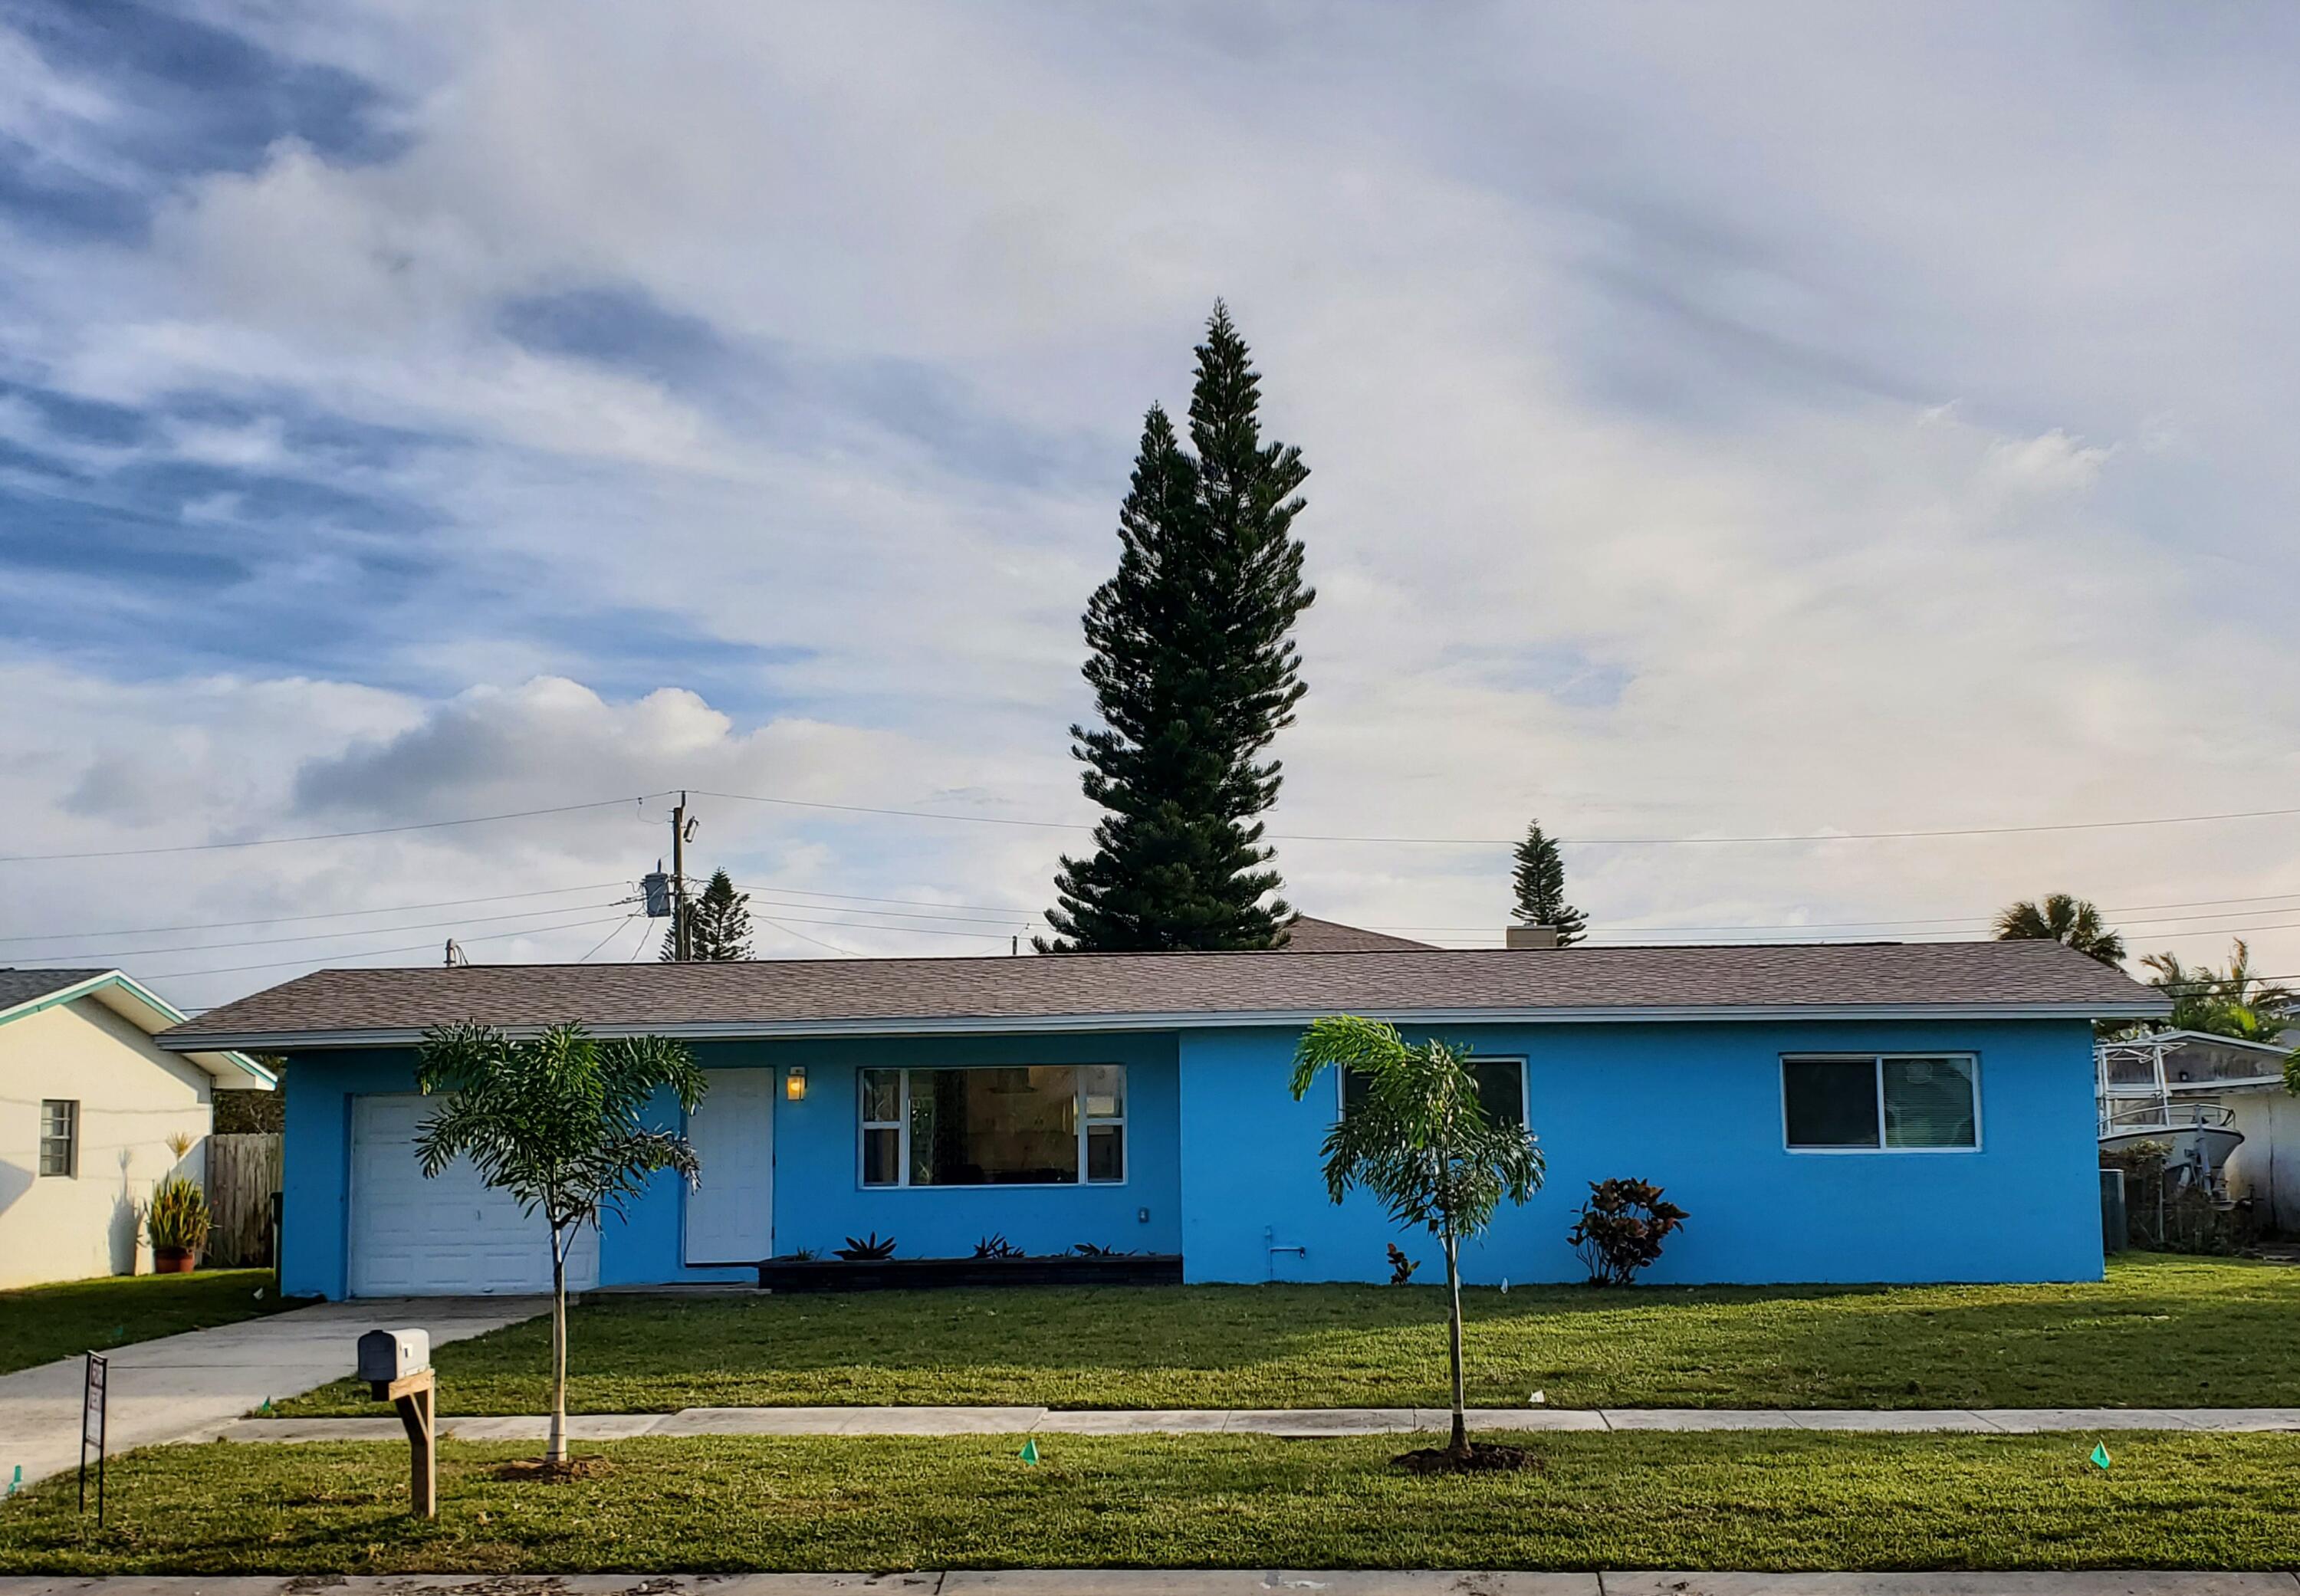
xmin=2 ymin=1572 xmax=2294 ymax=1594
xmin=0 ymin=1296 xmax=544 ymax=1488
xmin=195 ymin=1402 xmax=2300 ymax=1444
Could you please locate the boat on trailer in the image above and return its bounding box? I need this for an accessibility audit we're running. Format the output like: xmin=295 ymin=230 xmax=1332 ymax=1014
xmin=2095 ymin=1030 xmax=2289 ymax=1200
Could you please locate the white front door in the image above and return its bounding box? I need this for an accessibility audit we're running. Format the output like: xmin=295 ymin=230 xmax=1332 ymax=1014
xmin=685 ymin=1068 xmax=775 ymax=1265
xmin=348 ymin=1094 xmax=598 ymax=1297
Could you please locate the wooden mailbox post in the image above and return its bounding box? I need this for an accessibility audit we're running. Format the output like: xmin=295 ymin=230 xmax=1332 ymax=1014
xmin=359 ymin=1328 xmax=436 ymax=1519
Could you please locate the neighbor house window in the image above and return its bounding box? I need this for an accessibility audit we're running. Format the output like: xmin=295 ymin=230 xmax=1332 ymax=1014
xmin=858 ymin=1066 xmax=1126 ymax=1187
xmin=39 ymin=1099 xmax=78 ymax=1177
xmin=1341 ymin=1059 xmax=1526 ymax=1127
xmin=1782 ymin=1055 xmax=1979 ymax=1151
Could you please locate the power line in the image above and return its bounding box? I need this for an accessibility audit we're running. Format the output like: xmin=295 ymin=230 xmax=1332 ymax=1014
xmin=1 ymin=893 xmax=636 ymax=959
xmin=740 ymin=884 xmax=1028 ymax=915
xmin=576 ymin=915 xmax=643 ymax=964
xmin=731 ymin=909 xmax=1013 ymax=941
xmin=0 ymin=796 xmax=670 ymax=865
xmin=1366 ymin=887 xmax=2300 ymax=940
xmin=0 ymin=878 xmax=1020 ymax=948
xmin=745 ymin=895 xmax=1029 ymax=928
xmin=0 ymin=881 xmax=629 ymax=945
xmin=1 ymin=899 xmax=631 ymax=962
xmin=754 ymin=915 xmax=862 ymax=957
xmin=12 ymin=780 xmax=2298 ymax=869
xmin=694 ymin=786 xmax=2300 ymax=849
xmin=145 ymin=913 xmax=632 ymax=980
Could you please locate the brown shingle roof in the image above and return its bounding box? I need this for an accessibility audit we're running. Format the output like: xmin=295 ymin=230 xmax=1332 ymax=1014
xmin=1279 ymin=916 xmax=1436 ymax=952
xmin=159 ymin=940 xmax=2164 ymax=1049
xmin=0 ymin=969 xmax=107 ymax=1011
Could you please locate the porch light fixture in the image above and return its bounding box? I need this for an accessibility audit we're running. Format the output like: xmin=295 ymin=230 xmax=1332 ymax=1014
xmin=785 ymin=1067 xmax=807 ymax=1102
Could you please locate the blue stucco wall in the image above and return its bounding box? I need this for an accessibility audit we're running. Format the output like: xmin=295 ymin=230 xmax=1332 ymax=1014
xmin=280 ymin=1015 xmax=2097 ymax=1297
xmin=1175 ymin=1017 xmax=2104 ymax=1286
xmin=278 ymin=1032 xmax=1181 ymax=1299
xmin=277 ymin=1046 xmax=407 ymax=1300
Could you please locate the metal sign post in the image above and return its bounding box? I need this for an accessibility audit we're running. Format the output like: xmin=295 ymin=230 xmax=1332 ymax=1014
xmin=78 ymin=1351 xmax=107 ymax=1525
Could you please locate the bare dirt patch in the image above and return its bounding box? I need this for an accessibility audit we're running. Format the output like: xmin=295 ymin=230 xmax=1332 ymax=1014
xmin=491 ymin=1456 xmax=613 ymax=1483
xmin=1391 ymin=1441 xmax=1536 ymax=1473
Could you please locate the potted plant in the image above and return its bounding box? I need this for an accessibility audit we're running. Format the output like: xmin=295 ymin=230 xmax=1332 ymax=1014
xmin=144 ymin=1174 xmax=211 ymax=1273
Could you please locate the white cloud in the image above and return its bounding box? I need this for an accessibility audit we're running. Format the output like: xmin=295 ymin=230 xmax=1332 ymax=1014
xmin=5 ymin=3 xmax=2300 ymax=1003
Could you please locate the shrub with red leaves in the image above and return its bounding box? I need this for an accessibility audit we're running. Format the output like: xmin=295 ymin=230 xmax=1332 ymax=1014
xmin=1566 ymin=1177 xmax=1688 ymax=1286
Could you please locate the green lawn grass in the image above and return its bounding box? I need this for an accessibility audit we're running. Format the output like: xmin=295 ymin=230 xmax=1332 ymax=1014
xmin=3 ymin=1430 xmax=2296 ymax=1572
xmin=0 ymin=1270 xmax=285 ymax=1375
xmin=276 ymin=1255 xmax=2300 ymax=1415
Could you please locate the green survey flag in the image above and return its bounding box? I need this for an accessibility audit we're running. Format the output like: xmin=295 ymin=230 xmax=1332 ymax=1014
xmin=1018 ymin=1438 xmax=1040 ymax=1466
xmin=2090 ymin=1443 xmax=2111 ymax=1471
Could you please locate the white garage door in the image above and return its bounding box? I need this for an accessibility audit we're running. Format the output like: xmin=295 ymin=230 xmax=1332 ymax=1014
xmin=349 ymin=1095 xmax=598 ymax=1297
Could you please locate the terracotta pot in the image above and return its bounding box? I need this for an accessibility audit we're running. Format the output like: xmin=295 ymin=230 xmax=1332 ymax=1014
xmin=153 ymin=1246 xmax=196 ymax=1275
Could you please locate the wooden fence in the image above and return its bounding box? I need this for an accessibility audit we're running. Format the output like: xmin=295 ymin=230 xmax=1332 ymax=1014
xmin=206 ymin=1132 xmax=281 ymax=1269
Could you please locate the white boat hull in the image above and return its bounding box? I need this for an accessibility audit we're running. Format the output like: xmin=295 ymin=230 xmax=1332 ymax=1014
xmin=2100 ymin=1122 xmax=2242 ymax=1170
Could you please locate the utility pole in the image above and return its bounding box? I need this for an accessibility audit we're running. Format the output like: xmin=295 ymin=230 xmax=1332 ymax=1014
xmin=669 ymin=792 xmax=690 ymax=962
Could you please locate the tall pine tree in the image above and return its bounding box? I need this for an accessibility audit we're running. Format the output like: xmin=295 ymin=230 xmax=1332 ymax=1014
xmin=1041 ymin=305 xmax=1313 ymax=951
xmin=1510 ymin=821 xmax=1586 ymax=945
xmin=661 ymin=869 xmax=755 ymax=961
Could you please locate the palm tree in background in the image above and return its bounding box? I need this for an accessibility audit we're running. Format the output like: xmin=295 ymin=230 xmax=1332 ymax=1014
xmin=2141 ymin=940 xmax=2295 ymax=1043
xmin=1993 ymin=892 xmax=2127 ymax=967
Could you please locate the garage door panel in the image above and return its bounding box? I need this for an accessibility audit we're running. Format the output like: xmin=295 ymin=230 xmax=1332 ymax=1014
xmin=350 ymin=1094 xmax=596 ymax=1297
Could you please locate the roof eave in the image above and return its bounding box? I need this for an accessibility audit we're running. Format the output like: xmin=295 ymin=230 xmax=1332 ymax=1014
xmin=159 ymin=997 xmax=2169 ymax=1053
xmin=3 ymin=971 xmax=276 ymax=1086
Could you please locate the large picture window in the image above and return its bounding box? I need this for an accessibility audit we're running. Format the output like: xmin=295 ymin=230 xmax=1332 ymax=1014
xmin=1783 ymin=1055 xmax=1979 ymax=1151
xmin=858 ymin=1066 xmax=1126 ymax=1187
xmin=1341 ymin=1059 xmax=1525 ymax=1127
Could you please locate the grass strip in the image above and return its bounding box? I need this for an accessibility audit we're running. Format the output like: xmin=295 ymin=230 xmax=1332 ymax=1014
xmin=4 ymin=1430 xmax=2298 ymax=1573
xmin=0 ymin=1271 xmax=284 ymax=1376
xmin=278 ymin=1256 xmax=2300 ymax=1415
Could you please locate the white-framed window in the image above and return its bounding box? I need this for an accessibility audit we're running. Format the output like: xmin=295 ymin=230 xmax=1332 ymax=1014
xmin=1782 ymin=1054 xmax=1980 ymax=1151
xmin=858 ymin=1065 xmax=1127 ymax=1187
xmin=1339 ymin=1058 xmax=1527 ymax=1128
xmin=39 ymin=1098 xmax=78 ymax=1177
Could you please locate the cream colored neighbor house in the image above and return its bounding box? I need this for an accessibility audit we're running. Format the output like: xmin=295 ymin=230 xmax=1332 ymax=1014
xmin=1 ymin=969 xmax=274 ymax=1289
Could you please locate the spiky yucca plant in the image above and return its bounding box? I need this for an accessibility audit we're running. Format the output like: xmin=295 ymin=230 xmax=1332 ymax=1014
xmin=144 ymin=1175 xmax=211 ymax=1253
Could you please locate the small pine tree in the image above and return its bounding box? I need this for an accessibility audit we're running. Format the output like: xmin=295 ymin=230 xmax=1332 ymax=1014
xmin=662 ymin=869 xmax=754 ymax=961
xmin=1041 ymin=304 xmax=1315 ymax=951
xmin=1510 ymin=821 xmax=1586 ymax=944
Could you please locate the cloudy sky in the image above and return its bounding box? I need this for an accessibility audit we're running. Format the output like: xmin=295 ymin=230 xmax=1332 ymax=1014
xmin=5 ymin=1 xmax=2299 ymax=1010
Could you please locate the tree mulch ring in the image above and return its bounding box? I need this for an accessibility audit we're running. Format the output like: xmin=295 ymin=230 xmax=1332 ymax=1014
xmin=491 ymin=1456 xmax=613 ymax=1483
xmin=1391 ymin=1442 xmax=1538 ymax=1473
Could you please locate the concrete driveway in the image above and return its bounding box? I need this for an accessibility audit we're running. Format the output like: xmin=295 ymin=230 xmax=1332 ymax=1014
xmin=0 ymin=1295 xmax=542 ymax=1489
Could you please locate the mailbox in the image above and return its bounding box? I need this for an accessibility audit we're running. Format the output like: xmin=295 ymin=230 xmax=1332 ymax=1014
xmin=357 ymin=1328 xmax=431 ymax=1384
xmin=359 ymin=1328 xmax=439 ymax=1520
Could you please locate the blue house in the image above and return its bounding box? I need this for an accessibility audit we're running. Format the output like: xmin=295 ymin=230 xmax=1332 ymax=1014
xmin=159 ymin=935 xmax=2163 ymax=1299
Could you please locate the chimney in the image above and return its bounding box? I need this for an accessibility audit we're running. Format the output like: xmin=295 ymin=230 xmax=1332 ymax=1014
xmin=1506 ymin=925 xmax=1560 ymax=950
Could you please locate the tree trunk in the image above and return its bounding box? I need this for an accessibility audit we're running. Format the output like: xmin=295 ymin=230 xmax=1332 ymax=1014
xmin=547 ymin=1231 xmax=569 ymax=1465
xmin=1444 ymin=1225 xmax=1468 ymax=1459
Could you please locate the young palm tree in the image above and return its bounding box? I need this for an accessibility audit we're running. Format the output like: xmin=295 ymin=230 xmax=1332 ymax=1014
xmin=414 ymin=1023 xmax=706 ymax=1464
xmin=1993 ymin=893 xmax=2127 ymax=966
xmin=1289 ymin=1016 xmax=1544 ymax=1461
